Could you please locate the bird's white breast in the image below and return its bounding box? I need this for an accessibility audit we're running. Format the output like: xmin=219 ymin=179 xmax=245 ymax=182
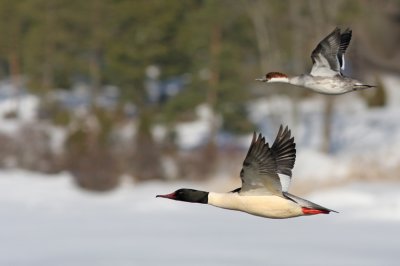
xmin=208 ymin=192 xmax=303 ymax=219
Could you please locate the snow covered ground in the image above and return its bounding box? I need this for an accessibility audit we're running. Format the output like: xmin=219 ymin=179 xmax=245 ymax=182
xmin=0 ymin=170 xmax=399 ymax=266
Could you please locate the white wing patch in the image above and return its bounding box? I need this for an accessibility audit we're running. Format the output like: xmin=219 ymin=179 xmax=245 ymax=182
xmin=278 ymin=173 xmax=291 ymax=192
xmin=340 ymin=54 xmax=345 ymax=70
xmin=310 ymin=53 xmax=338 ymax=77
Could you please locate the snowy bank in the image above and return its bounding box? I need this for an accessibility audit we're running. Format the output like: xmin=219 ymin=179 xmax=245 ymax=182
xmin=0 ymin=169 xmax=399 ymax=266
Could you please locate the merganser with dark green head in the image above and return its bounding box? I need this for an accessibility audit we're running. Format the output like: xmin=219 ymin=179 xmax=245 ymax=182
xmin=157 ymin=125 xmax=337 ymax=219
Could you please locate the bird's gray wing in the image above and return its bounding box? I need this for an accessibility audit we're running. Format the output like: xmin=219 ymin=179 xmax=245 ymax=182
xmin=239 ymin=126 xmax=296 ymax=196
xmin=310 ymin=28 xmax=342 ymax=77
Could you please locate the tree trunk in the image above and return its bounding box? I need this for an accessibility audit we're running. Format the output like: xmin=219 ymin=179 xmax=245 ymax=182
xmin=244 ymin=0 xmax=271 ymax=71
xmin=9 ymin=49 xmax=21 ymax=122
xmin=206 ymin=23 xmax=221 ymax=168
xmin=42 ymin=2 xmax=55 ymax=92
xmin=89 ymin=1 xmax=104 ymax=108
xmin=308 ymin=0 xmax=333 ymax=153
xmin=321 ymin=97 xmax=333 ymax=153
xmin=89 ymin=49 xmax=101 ymax=106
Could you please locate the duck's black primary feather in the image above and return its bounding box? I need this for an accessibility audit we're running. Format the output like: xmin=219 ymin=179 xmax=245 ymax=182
xmin=270 ymin=125 xmax=296 ymax=177
xmin=338 ymin=28 xmax=352 ymax=70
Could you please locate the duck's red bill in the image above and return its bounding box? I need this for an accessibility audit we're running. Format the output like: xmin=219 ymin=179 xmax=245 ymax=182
xmin=156 ymin=192 xmax=176 ymax=199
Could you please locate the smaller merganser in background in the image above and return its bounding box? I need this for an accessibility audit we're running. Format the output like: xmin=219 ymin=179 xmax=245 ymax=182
xmin=157 ymin=126 xmax=337 ymax=219
xmin=256 ymin=28 xmax=375 ymax=95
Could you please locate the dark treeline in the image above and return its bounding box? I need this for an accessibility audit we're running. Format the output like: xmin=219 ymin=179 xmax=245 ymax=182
xmin=2 ymin=0 xmax=398 ymax=120
xmin=0 ymin=0 xmax=398 ymax=190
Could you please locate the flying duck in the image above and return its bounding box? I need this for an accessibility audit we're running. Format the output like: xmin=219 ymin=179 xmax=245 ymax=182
xmin=255 ymin=27 xmax=375 ymax=94
xmin=157 ymin=125 xmax=337 ymax=219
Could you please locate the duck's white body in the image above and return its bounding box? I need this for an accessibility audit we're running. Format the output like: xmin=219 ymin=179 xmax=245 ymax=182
xmin=208 ymin=192 xmax=303 ymax=219
xmin=256 ymin=28 xmax=374 ymax=94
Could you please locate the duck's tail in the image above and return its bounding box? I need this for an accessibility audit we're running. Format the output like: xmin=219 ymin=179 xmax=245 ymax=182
xmin=283 ymin=192 xmax=338 ymax=215
xmin=353 ymin=84 xmax=376 ymax=90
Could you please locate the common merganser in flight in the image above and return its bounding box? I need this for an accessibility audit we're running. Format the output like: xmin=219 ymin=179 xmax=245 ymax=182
xmin=157 ymin=126 xmax=337 ymax=219
xmin=256 ymin=28 xmax=375 ymax=94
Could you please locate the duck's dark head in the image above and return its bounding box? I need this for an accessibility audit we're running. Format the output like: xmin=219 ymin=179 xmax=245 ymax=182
xmin=156 ymin=188 xmax=208 ymax=204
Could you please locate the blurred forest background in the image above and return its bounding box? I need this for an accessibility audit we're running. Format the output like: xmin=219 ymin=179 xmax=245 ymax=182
xmin=0 ymin=0 xmax=399 ymax=191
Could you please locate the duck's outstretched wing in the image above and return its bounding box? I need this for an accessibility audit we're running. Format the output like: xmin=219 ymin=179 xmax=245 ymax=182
xmin=239 ymin=125 xmax=296 ymax=196
xmin=310 ymin=28 xmax=352 ymax=77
